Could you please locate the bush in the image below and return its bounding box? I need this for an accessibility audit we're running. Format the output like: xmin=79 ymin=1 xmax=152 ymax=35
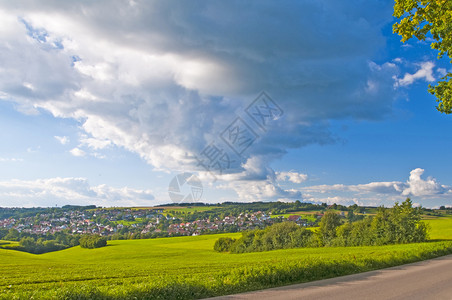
xmin=79 ymin=235 xmax=107 ymax=249
xmin=214 ymin=237 xmax=236 ymax=252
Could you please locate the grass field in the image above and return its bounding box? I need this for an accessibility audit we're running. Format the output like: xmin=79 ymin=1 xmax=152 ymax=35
xmin=425 ymin=216 xmax=452 ymax=240
xmin=1 ymin=217 xmax=452 ymax=299
xmin=0 ymin=240 xmax=18 ymax=248
xmin=270 ymin=211 xmax=319 ymax=221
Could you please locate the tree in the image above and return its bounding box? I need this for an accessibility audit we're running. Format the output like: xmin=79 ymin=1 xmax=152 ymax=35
xmin=19 ymin=237 xmax=36 ymax=250
xmin=371 ymin=207 xmax=392 ymax=245
xmin=79 ymin=235 xmax=107 ymax=249
xmin=393 ymin=0 xmax=452 ymax=113
xmin=4 ymin=228 xmax=20 ymax=241
xmin=319 ymin=211 xmax=342 ymax=244
xmin=261 ymin=221 xmax=300 ymax=250
xmin=389 ymin=198 xmax=428 ymax=243
xmin=346 ymin=210 xmax=355 ymax=223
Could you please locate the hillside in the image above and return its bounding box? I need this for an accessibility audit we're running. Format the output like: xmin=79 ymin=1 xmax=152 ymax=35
xmin=1 ymin=216 xmax=452 ymax=299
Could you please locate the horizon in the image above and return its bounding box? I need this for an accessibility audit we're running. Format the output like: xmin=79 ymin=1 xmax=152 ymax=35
xmin=0 ymin=200 xmax=448 ymax=210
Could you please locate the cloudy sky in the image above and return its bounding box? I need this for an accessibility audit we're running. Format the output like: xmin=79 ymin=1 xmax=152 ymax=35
xmin=0 ymin=0 xmax=451 ymax=208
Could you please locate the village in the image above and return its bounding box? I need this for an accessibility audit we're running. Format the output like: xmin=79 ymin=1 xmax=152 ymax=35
xmin=0 ymin=207 xmax=318 ymax=238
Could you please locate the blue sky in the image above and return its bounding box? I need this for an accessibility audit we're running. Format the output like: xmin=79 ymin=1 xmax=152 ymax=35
xmin=0 ymin=0 xmax=451 ymax=208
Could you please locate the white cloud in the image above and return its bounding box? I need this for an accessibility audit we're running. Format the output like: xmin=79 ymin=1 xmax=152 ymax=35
xmin=0 ymin=177 xmax=155 ymax=207
xmin=276 ymin=171 xmax=308 ymax=184
xmin=0 ymin=1 xmax=412 ymax=203
xmin=301 ymin=168 xmax=451 ymax=206
xmin=0 ymin=1 xmax=399 ymax=176
xmin=54 ymin=135 xmax=70 ymax=145
xmin=437 ymin=67 xmax=447 ymax=77
xmin=402 ymin=168 xmax=447 ymax=197
xmin=397 ymin=61 xmax=435 ymax=86
xmin=69 ymin=147 xmax=86 ymax=157
xmin=218 ymin=179 xmax=302 ymax=202
xmin=79 ymin=135 xmax=111 ymax=150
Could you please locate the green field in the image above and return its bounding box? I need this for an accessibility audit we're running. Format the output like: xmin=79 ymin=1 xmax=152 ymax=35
xmin=425 ymin=216 xmax=452 ymax=240
xmin=0 ymin=240 xmax=18 ymax=248
xmin=1 ymin=217 xmax=452 ymax=299
xmin=270 ymin=211 xmax=319 ymax=221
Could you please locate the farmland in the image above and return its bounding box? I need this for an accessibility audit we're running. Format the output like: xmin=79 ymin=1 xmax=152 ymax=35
xmin=425 ymin=216 xmax=452 ymax=240
xmin=1 ymin=216 xmax=452 ymax=299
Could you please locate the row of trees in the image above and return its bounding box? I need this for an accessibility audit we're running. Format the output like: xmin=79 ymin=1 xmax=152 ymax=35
xmin=11 ymin=232 xmax=107 ymax=253
xmin=214 ymin=222 xmax=312 ymax=253
xmin=19 ymin=237 xmax=71 ymax=254
xmin=215 ymin=199 xmax=429 ymax=253
xmin=1 ymin=229 xmax=81 ymax=254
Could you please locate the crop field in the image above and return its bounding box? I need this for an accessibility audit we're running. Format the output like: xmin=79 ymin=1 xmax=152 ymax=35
xmin=1 ymin=218 xmax=452 ymax=299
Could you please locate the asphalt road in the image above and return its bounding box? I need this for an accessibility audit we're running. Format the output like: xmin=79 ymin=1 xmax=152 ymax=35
xmin=206 ymin=254 xmax=452 ymax=300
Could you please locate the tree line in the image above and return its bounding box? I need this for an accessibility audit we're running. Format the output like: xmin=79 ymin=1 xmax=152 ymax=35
xmin=0 ymin=229 xmax=109 ymax=253
xmin=215 ymin=199 xmax=429 ymax=253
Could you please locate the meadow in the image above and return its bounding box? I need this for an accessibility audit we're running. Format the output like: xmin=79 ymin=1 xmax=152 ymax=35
xmin=1 ymin=216 xmax=451 ymax=299
xmin=425 ymin=216 xmax=452 ymax=240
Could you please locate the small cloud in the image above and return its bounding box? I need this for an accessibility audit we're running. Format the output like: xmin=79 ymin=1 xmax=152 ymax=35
xmin=91 ymin=152 xmax=106 ymax=159
xmin=276 ymin=171 xmax=308 ymax=184
xmin=54 ymin=135 xmax=70 ymax=145
xmin=80 ymin=136 xmax=111 ymax=150
xmin=437 ymin=68 xmax=447 ymax=77
xmin=27 ymin=146 xmax=40 ymax=153
xmin=70 ymin=147 xmax=86 ymax=157
xmin=23 ymin=82 xmax=34 ymax=91
xmin=396 ymin=61 xmax=435 ymax=87
xmin=0 ymin=157 xmax=24 ymax=162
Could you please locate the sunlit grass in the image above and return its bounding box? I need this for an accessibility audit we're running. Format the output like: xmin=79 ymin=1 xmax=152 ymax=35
xmin=1 ymin=216 xmax=451 ymax=299
xmin=424 ymin=215 xmax=452 ymax=240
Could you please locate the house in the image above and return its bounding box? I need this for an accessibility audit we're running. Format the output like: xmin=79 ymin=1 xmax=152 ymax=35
xmin=288 ymin=215 xmax=301 ymax=222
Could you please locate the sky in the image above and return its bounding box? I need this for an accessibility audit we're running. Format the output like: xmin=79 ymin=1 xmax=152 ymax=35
xmin=0 ymin=0 xmax=451 ymax=208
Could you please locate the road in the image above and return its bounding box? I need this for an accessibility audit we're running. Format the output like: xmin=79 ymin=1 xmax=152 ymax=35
xmin=206 ymin=254 xmax=452 ymax=300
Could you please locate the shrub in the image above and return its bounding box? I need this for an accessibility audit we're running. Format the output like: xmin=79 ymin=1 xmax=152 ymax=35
xmin=214 ymin=237 xmax=236 ymax=252
xmin=79 ymin=235 xmax=107 ymax=249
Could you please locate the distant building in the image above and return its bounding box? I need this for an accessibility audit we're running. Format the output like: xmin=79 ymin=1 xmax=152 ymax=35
xmin=288 ymin=215 xmax=301 ymax=222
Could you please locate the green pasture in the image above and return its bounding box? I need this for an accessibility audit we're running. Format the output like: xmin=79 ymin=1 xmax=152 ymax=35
xmin=1 ymin=216 xmax=451 ymax=299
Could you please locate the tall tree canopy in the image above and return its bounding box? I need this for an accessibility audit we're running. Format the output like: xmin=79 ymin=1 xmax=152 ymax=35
xmin=393 ymin=0 xmax=452 ymax=113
